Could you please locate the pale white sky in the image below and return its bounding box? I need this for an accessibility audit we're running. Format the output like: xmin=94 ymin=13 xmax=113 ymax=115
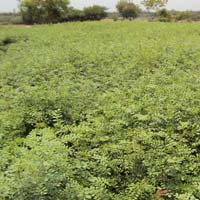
xmin=0 ymin=0 xmax=200 ymax=12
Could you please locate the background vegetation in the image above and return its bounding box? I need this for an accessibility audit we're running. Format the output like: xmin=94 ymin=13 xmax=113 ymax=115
xmin=1 ymin=0 xmax=200 ymax=24
xmin=0 ymin=13 xmax=23 ymax=25
xmin=1 ymin=21 xmax=200 ymax=199
xmin=116 ymin=0 xmax=141 ymax=19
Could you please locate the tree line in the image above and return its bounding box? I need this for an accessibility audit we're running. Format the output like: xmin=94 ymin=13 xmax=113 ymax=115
xmin=19 ymin=0 xmax=168 ymax=24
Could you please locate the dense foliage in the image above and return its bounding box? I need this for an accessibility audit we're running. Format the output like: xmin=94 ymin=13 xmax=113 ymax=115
xmin=83 ymin=5 xmax=107 ymax=21
xmin=1 ymin=21 xmax=200 ymax=199
xmin=62 ymin=8 xmax=84 ymax=22
xmin=116 ymin=1 xmax=140 ymax=19
xmin=172 ymin=11 xmax=200 ymax=22
xmin=20 ymin=0 xmax=70 ymax=24
xmin=19 ymin=0 xmax=107 ymax=24
xmin=153 ymin=10 xmax=200 ymax=22
xmin=155 ymin=8 xmax=171 ymax=22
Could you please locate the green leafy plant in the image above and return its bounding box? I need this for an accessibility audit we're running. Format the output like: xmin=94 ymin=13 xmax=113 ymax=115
xmin=1 ymin=21 xmax=200 ymax=199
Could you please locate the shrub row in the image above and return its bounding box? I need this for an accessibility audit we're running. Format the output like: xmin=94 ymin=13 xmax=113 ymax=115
xmin=155 ymin=9 xmax=200 ymax=22
xmin=1 ymin=21 xmax=200 ymax=199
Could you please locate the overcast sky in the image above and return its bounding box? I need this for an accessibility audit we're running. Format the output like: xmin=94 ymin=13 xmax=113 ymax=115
xmin=1 ymin=0 xmax=200 ymax=12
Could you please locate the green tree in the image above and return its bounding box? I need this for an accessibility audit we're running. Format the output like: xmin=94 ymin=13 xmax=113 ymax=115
xmin=116 ymin=0 xmax=128 ymax=14
xmin=116 ymin=1 xmax=140 ymax=19
xmin=19 ymin=0 xmax=70 ymax=24
xmin=66 ymin=8 xmax=84 ymax=21
xmin=156 ymin=8 xmax=172 ymax=22
xmin=83 ymin=5 xmax=107 ymax=21
xmin=142 ymin=0 xmax=168 ymax=10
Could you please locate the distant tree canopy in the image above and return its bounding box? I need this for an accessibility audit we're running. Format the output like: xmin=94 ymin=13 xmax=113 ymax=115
xmin=156 ymin=8 xmax=171 ymax=18
xmin=19 ymin=0 xmax=70 ymax=24
xmin=19 ymin=0 xmax=107 ymax=24
xmin=116 ymin=0 xmax=128 ymax=14
xmin=155 ymin=8 xmax=171 ymax=22
xmin=116 ymin=1 xmax=140 ymax=19
xmin=65 ymin=8 xmax=84 ymax=22
xmin=83 ymin=5 xmax=107 ymax=21
xmin=142 ymin=0 xmax=168 ymax=10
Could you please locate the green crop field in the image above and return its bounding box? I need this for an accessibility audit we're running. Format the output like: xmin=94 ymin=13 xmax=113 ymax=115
xmin=1 ymin=21 xmax=200 ymax=199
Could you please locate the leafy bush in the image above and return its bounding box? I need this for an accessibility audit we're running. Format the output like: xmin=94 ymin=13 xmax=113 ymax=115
xmin=20 ymin=0 xmax=70 ymax=24
xmin=62 ymin=8 xmax=85 ymax=22
xmin=83 ymin=5 xmax=107 ymax=21
xmin=171 ymin=11 xmax=200 ymax=22
xmin=116 ymin=1 xmax=140 ymax=19
xmin=163 ymin=11 xmax=200 ymax=22
xmin=155 ymin=9 xmax=172 ymax=22
xmin=1 ymin=21 xmax=200 ymax=199
xmin=109 ymin=13 xmax=120 ymax=21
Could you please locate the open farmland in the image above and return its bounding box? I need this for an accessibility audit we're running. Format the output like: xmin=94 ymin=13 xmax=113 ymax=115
xmin=1 ymin=21 xmax=200 ymax=199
